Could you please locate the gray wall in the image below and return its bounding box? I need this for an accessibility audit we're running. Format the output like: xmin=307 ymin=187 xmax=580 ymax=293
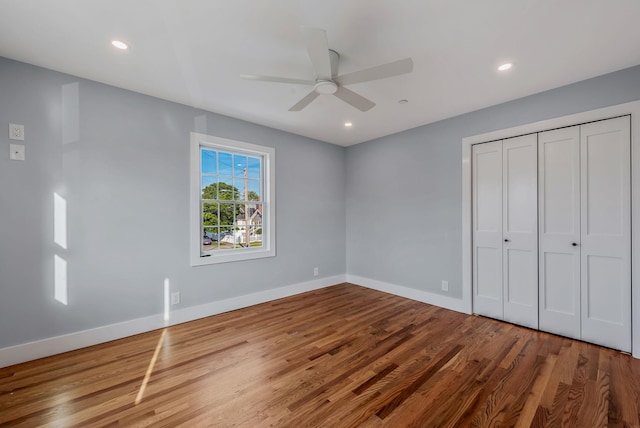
xmin=346 ymin=65 xmax=640 ymax=299
xmin=0 ymin=57 xmax=346 ymax=348
xmin=3 ymin=54 xmax=640 ymax=351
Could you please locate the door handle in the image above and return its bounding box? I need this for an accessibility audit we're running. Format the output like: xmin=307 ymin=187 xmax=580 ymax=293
xmin=572 ymin=242 xmax=579 ymax=246
xmin=504 ymin=239 xmax=510 ymax=242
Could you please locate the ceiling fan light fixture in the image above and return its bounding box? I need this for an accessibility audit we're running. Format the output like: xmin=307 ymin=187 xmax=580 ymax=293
xmin=344 ymin=122 xmax=353 ymax=127
xmin=498 ymin=62 xmax=512 ymax=71
xmin=314 ymin=80 xmax=338 ymax=94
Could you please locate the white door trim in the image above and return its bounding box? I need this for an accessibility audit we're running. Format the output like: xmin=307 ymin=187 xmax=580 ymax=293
xmin=461 ymin=100 xmax=640 ymax=358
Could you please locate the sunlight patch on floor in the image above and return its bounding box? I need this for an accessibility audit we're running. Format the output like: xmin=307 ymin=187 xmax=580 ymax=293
xmin=135 ymin=329 xmax=167 ymax=405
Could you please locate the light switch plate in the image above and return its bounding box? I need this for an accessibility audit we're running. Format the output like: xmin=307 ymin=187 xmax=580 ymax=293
xmin=9 ymin=124 xmax=24 ymax=141
xmin=10 ymin=144 xmax=25 ymax=161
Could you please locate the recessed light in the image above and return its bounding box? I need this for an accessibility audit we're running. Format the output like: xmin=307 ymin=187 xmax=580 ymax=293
xmin=111 ymin=40 xmax=129 ymax=50
xmin=344 ymin=122 xmax=353 ymax=128
xmin=398 ymin=99 xmax=409 ymax=104
xmin=498 ymin=63 xmax=512 ymax=71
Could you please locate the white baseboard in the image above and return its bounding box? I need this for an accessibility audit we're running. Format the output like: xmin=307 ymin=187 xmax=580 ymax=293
xmin=0 ymin=274 xmax=346 ymax=368
xmin=4 ymin=273 xmax=635 ymax=367
xmin=347 ymin=274 xmax=469 ymax=314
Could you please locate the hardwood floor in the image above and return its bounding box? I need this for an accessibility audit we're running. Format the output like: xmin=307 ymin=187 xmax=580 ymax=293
xmin=1 ymin=283 xmax=639 ymax=427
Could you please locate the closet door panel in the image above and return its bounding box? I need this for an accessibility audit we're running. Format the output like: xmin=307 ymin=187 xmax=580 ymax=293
xmin=502 ymin=134 xmax=538 ymax=329
xmin=580 ymin=116 xmax=631 ymax=352
xmin=472 ymin=141 xmax=503 ymax=319
xmin=538 ymin=126 xmax=581 ymax=339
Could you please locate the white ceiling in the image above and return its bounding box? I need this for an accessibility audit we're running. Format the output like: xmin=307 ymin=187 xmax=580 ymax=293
xmin=1 ymin=1 xmax=640 ymax=146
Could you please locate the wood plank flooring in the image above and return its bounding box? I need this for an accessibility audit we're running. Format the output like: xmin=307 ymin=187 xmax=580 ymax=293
xmin=1 ymin=283 xmax=639 ymax=427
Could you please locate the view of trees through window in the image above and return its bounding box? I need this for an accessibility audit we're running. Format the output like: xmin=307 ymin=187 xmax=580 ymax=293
xmin=200 ymin=148 xmax=263 ymax=252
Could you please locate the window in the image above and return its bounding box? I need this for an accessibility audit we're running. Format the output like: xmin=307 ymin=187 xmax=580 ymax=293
xmin=190 ymin=132 xmax=275 ymax=265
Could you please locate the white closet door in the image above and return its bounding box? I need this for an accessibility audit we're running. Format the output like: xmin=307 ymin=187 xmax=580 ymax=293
xmin=472 ymin=141 xmax=503 ymax=320
xmin=580 ymin=116 xmax=631 ymax=352
xmin=502 ymin=134 xmax=538 ymax=329
xmin=538 ymin=126 xmax=581 ymax=340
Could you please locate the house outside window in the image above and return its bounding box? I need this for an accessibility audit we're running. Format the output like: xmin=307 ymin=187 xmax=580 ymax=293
xmin=190 ymin=132 xmax=275 ymax=265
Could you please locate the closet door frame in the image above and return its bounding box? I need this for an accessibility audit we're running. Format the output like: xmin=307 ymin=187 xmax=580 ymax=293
xmin=462 ymin=100 xmax=640 ymax=359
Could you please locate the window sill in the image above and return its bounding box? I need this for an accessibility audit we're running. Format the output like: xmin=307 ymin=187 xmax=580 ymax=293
xmin=190 ymin=247 xmax=276 ymax=266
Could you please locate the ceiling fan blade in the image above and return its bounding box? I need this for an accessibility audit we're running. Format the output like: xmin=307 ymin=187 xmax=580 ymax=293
xmin=334 ymin=58 xmax=414 ymax=86
xmin=289 ymin=90 xmax=320 ymax=111
xmin=240 ymin=74 xmax=315 ymax=86
xmin=302 ymin=27 xmax=332 ymax=80
xmin=334 ymin=87 xmax=375 ymax=112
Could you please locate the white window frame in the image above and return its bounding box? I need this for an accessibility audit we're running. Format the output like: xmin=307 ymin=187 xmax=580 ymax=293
xmin=190 ymin=132 xmax=275 ymax=266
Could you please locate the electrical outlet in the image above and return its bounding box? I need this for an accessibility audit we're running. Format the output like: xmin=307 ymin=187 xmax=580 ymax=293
xmin=170 ymin=292 xmax=181 ymax=305
xmin=313 ymin=267 xmax=319 ymax=277
xmin=9 ymin=124 xmax=24 ymax=141
xmin=441 ymin=280 xmax=449 ymax=292
xmin=9 ymin=144 xmax=25 ymax=161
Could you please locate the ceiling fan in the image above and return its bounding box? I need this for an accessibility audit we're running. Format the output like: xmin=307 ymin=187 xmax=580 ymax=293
xmin=241 ymin=27 xmax=413 ymax=112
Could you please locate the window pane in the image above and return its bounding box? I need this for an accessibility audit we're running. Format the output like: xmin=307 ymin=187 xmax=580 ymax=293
xmin=236 ymin=223 xmax=248 ymax=247
xmin=219 ymin=226 xmax=234 ymax=249
xmin=218 ymin=178 xmax=234 ymax=201
xmin=234 ymin=178 xmax=246 ymax=201
xmin=219 ymin=203 xmax=235 ymax=226
xmin=218 ymin=152 xmax=233 ymax=176
xmin=202 ymin=226 xmax=218 ymax=252
xmin=252 ymin=232 xmax=263 ymax=247
xmin=247 ymin=202 xmax=263 ymax=248
xmin=233 ymin=155 xmax=247 ymax=177
xmin=202 ymin=203 xmax=219 ymax=227
xmin=201 ymin=149 xmax=217 ymax=174
xmin=202 ymin=176 xmax=217 ymax=199
xmin=247 ymin=179 xmax=260 ymax=201
xmin=246 ymin=203 xmax=262 ymax=223
xmin=236 ymin=204 xmax=247 ymax=226
xmin=247 ymin=157 xmax=260 ymax=179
